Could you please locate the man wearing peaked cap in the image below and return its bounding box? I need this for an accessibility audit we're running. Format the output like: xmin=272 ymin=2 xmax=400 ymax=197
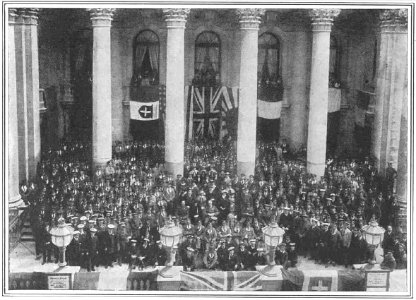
xmin=226 ymin=246 xmax=239 ymax=271
xmin=182 ymin=246 xmax=197 ymax=272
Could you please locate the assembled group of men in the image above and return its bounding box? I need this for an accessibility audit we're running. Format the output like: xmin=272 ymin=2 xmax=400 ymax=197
xmin=21 ymin=139 xmax=406 ymax=272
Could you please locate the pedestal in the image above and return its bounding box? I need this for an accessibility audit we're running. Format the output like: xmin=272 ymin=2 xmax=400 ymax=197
xmin=156 ymin=266 xmax=182 ymax=291
xmin=256 ymin=265 xmax=284 ymax=291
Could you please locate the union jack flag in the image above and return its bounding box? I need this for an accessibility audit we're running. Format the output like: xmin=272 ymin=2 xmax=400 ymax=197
xmin=185 ymin=86 xmax=239 ymax=141
xmin=180 ymin=271 xmax=262 ymax=291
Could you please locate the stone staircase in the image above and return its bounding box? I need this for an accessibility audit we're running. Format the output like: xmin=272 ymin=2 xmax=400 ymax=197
xmin=20 ymin=210 xmax=35 ymax=242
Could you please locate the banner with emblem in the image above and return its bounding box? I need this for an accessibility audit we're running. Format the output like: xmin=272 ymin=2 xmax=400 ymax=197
xmin=281 ymin=268 xmax=366 ymax=291
xmin=130 ymin=101 xmax=160 ymax=121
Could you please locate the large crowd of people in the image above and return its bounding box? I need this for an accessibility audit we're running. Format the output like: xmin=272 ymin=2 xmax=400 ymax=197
xmin=20 ymin=139 xmax=407 ymax=273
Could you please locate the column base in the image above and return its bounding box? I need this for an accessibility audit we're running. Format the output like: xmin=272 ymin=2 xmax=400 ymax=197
xmin=237 ymin=161 xmax=255 ymax=177
xmin=9 ymin=194 xmax=24 ymax=209
xmin=165 ymin=161 xmax=184 ymax=177
xmin=93 ymin=157 xmax=112 ymax=171
xmin=306 ymin=160 xmax=325 ymax=178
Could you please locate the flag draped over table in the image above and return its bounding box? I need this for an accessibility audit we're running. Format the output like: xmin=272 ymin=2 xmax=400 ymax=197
xmin=185 ymin=86 xmax=239 ymax=141
xmin=281 ymin=268 xmax=366 ymax=291
xmin=179 ymin=271 xmax=262 ymax=291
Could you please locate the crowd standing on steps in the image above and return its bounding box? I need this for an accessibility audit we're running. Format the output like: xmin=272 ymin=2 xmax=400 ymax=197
xmin=20 ymin=139 xmax=406 ymax=272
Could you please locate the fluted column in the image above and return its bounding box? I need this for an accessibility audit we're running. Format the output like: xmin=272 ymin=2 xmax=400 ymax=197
xmin=236 ymin=9 xmax=265 ymax=176
xmin=8 ymin=8 xmax=23 ymax=208
xmin=24 ymin=8 xmax=41 ymax=179
xmin=306 ymin=9 xmax=340 ymax=178
xmin=88 ymin=8 xmax=115 ymax=169
xmin=372 ymin=9 xmax=408 ymax=174
xmin=15 ymin=9 xmax=29 ymax=182
xmin=163 ymin=8 xmax=190 ymax=176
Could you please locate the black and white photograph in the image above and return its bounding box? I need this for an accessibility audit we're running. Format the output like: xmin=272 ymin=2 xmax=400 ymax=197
xmin=2 ymin=1 xmax=414 ymax=297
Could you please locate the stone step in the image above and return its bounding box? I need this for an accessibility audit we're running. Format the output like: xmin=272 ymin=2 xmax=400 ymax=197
xmin=20 ymin=235 xmax=35 ymax=242
xmin=21 ymin=227 xmax=33 ymax=234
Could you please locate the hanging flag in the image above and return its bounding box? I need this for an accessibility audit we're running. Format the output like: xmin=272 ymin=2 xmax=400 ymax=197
xmin=257 ymin=85 xmax=283 ymax=142
xmin=258 ymin=99 xmax=282 ymax=119
xmin=130 ymin=101 xmax=159 ymax=121
xmin=220 ymin=87 xmax=239 ymax=141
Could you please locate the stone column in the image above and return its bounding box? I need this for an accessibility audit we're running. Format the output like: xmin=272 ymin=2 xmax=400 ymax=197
xmin=88 ymin=9 xmax=115 ymax=169
xmin=396 ymin=72 xmax=408 ymax=206
xmin=306 ymin=9 xmax=340 ymax=178
xmin=163 ymin=8 xmax=190 ymax=176
xmin=289 ymin=31 xmax=309 ymax=150
xmin=15 ymin=9 xmax=29 ymax=183
xmin=236 ymin=8 xmax=265 ymax=176
xmin=24 ymin=8 xmax=41 ymax=179
xmin=372 ymin=9 xmax=408 ymax=174
xmin=8 ymin=8 xmax=23 ymax=208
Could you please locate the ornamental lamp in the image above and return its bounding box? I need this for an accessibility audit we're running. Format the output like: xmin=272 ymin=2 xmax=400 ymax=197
xmin=49 ymin=217 xmax=74 ymax=267
xmin=159 ymin=219 xmax=182 ymax=277
xmin=362 ymin=220 xmax=385 ymax=265
xmin=260 ymin=221 xmax=285 ymax=277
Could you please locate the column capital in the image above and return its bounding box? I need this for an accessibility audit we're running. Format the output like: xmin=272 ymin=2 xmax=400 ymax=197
xmin=309 ymin=9 xmax=340 ymax=31
xmin=87 ymin=8 xmax=116 ymax=27
xmin=8 ymin=8 xmax=18 ymax=24
xmin=162 ymin=8 xmax=190 ymax=28
xmin=380 ymin=9 xmax=408 ymax=32
xmin=16 ymin=8 xmax=40 ymax=25
xmin=236 ymin=8 xmax=265 ymax=30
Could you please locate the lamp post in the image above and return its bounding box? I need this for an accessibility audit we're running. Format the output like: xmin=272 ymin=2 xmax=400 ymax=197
xmin=260 ymin=221 xmax=285 ymax=277
xmin=159 ymin=219 xmax=182 ymax=278
xmin=49 ymin=217 xmax=74 ymax=267
xmin=362 ymin=220 xmax=385 ymax=265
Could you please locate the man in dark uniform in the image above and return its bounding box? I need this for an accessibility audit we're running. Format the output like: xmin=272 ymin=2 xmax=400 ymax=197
xmin=216 ymin=240 xmax=228 ymax=271
xmin=41 ymin=223 xmax=53 ymax=265
xmin=107 ymin=224 xmax=117 ymax=267
xmin=203 ymin=243 xmax=218 ymax=270
xmin=67 ymin=231 xmax=81 ymax=266
xmin=97 ymin=223 xmax=111 ymax=268
xmin=116 ymin=222 xmax=129 ymax=265
xmin=382 ymin=225 xmax=396 ymax=253
xmin=138 ymin=238 xmax=153 ymax=269
xmin=287 ymin=243 xmax=298 ymax=268
xmin=86 ymin=227 xmax=99 ymax=271
xmin=245 ymin=239 xmax=258 ymax=271
xmin=275 ymin=243 xmax=289 ymax=268
xmin=182 ymin=247 xmax=197 ymax=271
xmin=154 ymin=241 xmax=168 ymax=267
xmin=128 ymin=239 xmax=139 ymax=270
xmin=226 ymin=246 xmax=239 ymax=271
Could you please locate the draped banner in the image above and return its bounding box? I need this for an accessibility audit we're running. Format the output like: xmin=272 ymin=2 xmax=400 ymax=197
xmin=186 ymin=86 xmax=239 ymax=141
xmin=130 ymin=85 xmax=165 ymax=142
xmin=179 ymin=271 xmax=262 ymax=291
xmin=257 ymin=85 xmax=283 ymax=142
xmin=281 ymin=268 xmax=366 ymax=291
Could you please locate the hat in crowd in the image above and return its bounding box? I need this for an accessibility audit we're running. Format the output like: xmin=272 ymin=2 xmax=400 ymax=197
xmin=80 ymin=216 xmax=87 ymax=221
xmin=257 ymin=248 xmax=265 ymax=252
xmin=131 ymin=239 xmax=137 ymax=244
xmin=228 ymin=246 xmax=235 ymax=251
xmin=108 ymin=224 xmax=115 ymax=229
xmin=73 ymin=230 xmax=80 ymax=235
xmin=289 ymin=243 xmax=296 ymax=247
xmin=322 ymin=222 xmax=330 ymax=226
xmin=186 ymin=247 xmax=195 ymax=252
xmin=156 ymin=240 xmax=162 ymax=244
xmin=77 ymin=224 xmax=85 ymax=229
xmin=250 ymin=239 xmax=256 ymax=243
xmin=90 ymin=228 xmax=97 ymax=233
xmin=143 ymin=238 xmax=150 ymax=242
